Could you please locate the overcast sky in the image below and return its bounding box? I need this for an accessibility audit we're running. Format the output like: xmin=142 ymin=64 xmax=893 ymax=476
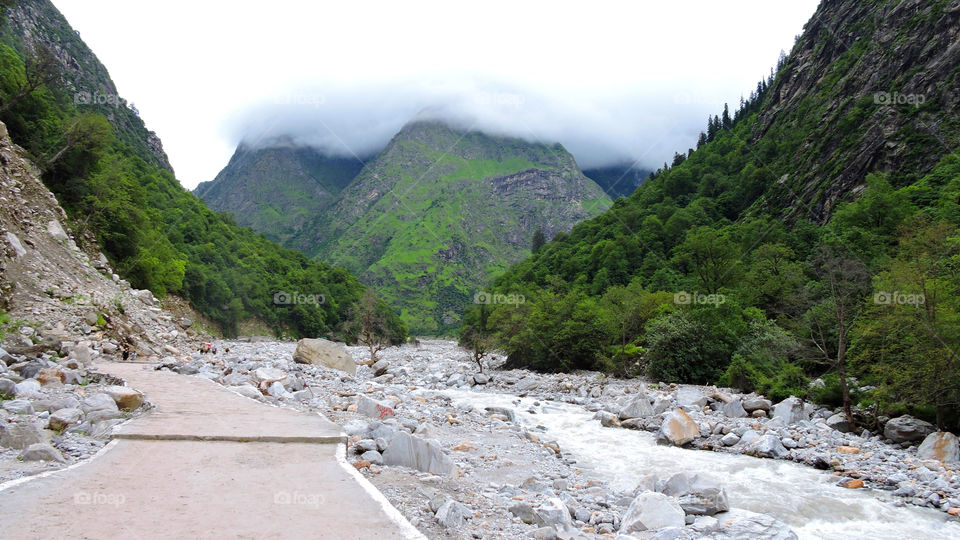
xmin=52 ymin=0 xmax=820 ymax=189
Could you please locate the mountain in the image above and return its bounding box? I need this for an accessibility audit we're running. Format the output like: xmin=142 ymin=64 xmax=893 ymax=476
xmin=469 ymin=0 xmax=960 ymax=427
xmin=203 ymin=121 xmax=613 ymax=334
xmin=194 ymin=142 xmax=364 ymax=244
xmin=0 ymin=0 xmax=404 ymax=340
xmin=583 ymin=164 xmax=651 ymax=198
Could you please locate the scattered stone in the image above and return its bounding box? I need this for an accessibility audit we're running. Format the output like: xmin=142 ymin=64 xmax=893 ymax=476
xmin=0 ymin=422 xmax=43 ymax=449
xmin=536 ymin=498 xmax=573 ymax=531
xmin=435 ymin=500 xmax=471 ymax=528
xmin=372 ymin=359 xmax=390 ymax=377
xmin=826 ymin=413 xmax=853 ymax=433
xmin=620 ymin=391 xmax=655 ymax=419
xmin=746 ymin=434 xmax=787 ymax=459
xmin=19 ymin=443 xmax=66 ymax=463
xmin=840 ymin=479 xmax=864 ymax=489
xmin=595 ymin=410 xmax=621 ymax=428
xmin=48 ymin=407 xmax=83 ymax=431
xmin=81 ymin=393 xmax=120 ymax=414
xmin=722 ymin=399 xmax=747 ymax=419
xmin=382 ymin=431 xmax=456 ymax=476
xmin=742 ymin=397 xmax=772 ymax=413
xmin=357 ymin=394 xmax=395 ymax=420
xmin=656 ymin=409 xmax=700 ymax=446
xmin=510 ymin=502 xmax=543 ymax=525
xmin=661 ymin=473 xmax=729 ymax=515
xmin=1 ymin=399 xmax=34 ymax=415
xmin=837 ymin=446 xmax=860 ymax=454
xmin=676 ymin=387 xmax=708 ymax=408
xmin=721 ymin=432 xmax=740 ymax=446
xmin=472 ymin=373 xmax=490 ymax=385
xmin=103 ymin=385 xmax=145 ymax=411
xmin=253 ymin=367 xmax=287 ymax=386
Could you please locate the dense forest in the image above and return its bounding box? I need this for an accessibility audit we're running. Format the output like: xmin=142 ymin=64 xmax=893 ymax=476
xmin=462 ymin=24 xmax=960 ymax=429
xmin=0 ymin=19 xmax=405 ymax=341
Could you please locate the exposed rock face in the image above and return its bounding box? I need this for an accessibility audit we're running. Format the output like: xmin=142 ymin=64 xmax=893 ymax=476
xmin=884 ymin=415 xmax=935 ymax=443
xmin=917 ymin=432 xmax=960 ymax=463
xmin=657 ymin=409 xmax=700 ymax=446
xmin=619 ymin=491 xmax=685 ymax=533
xmin=292 ymin=339 xmax=356 ymax=375
xmin=382 ymin=431 xmax=456 ymax=476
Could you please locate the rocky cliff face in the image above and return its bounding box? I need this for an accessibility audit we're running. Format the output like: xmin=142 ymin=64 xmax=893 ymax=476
xmin=0 ymin=119 xmax=195 ymax=357
xmin=195 ymin=141 xmax=364 ymax=244
xmin=758 ymin=0 xmax=960 ymax=221
xmin=0 ymin=0 xmax=172 ymax=172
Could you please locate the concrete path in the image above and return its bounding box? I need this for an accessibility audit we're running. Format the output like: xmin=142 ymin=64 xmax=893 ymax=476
xmin=0 ymin=362 xmax=425 ymax=540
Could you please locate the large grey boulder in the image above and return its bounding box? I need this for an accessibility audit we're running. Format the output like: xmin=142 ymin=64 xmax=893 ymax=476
xmin=382 ymin=431 xmax=456 ymax=476
xmin=509 ymin=502 xmax=542 ymax=525
xmin=292 ymin=338 xmax=355 ymax=375
xmin=676 ymin=387 xmax=708 ymax=409
xmin=357 ymin=394 xmax=395 ymax=420
xmin=746 ymin=434 xmax=787 ymax=459
xmin=917 ymin=431 xmax=960 ymax=463
xmin=48 ymin=408 xmax=83 ymax=431
xmin=772 ymin=397 xmax=808 ymax=424
xmin=712 ymin=509 xmax=797 ymax=539
xmin=0 ymin=422 xmax=43 ymax=449
xmin=656 ymin=409 xmax=700 ymax=446
xmin=81 ymin=393 xmax=119 ymax=414
xmin=619 ymin=491 xmax=685 ymax=533
xmin=19 ymin=443 xmax=65 ymax=463
xmin=14 ymin=379 xmax=41 ymax=397
xmin=661 ymin=473 xmax=729 ymax=515
xmin=825 ymin=413 xmax=852 ymax=433
xmin=2 ymin=399 xmax=34 ymax=415
xmin=536 ymin=498 xmax=573 ymax=531
xmin=884 ymin=415 xmax=935 ymax=443
xmin=103 ymin=385 xmax=144 ymax=411
xmin=722 ymin=399 xmax=747 ymax=419
xmin=0 ymin=377 xmax=15 ymax=397
xmin=435 ymin=500 xmax=471 ymax=528
xmin=742 ymin=397 xmax=772 ymax=413
xmin=620 ymin=390 xmax=655 ymax=419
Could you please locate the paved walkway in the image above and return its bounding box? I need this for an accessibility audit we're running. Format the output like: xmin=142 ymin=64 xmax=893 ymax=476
xmin=0 ymin=362 xmax=424 ymax=539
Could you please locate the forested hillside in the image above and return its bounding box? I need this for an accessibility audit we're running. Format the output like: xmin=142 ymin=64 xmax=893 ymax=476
xmin=0 ymin=0 xmax=404 ymax=340
xmin=464 ymin=0 xmax=960 ymax=429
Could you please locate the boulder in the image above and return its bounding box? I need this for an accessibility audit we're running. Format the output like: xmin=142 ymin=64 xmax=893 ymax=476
xmin=509 ymin=502 xmax=542 ymax=525
xmin=472 ymin=373 xmax=490 ymax=385
xmin=746 ymin=434 xmax=787 ymax=459
xmin=19 ymin=443 xmax=65 ymax=463
xmin=0 ymin=377 xmax=15 ymax=397
xmin=292 ymin=338 xmax=355 ymax=375
xmin=772 ymin=397 xmax=808 ymax=424
xmin=484 ymin=406 xmax=516 ymax=423
xmin=620 ymin=390 xmax=655 ymax=419
xmin=826 ymin=413 xmax=853 ymax=433
xmin=253 ymin=367 xmax=287 ymax=385
xmin=884 ymin=415 xmax=935 ymax=443
xmin=81 ymin=393 xmax=120 ymax=414
xmin=722 ymin=399 xmax=747 ymax=419
xmin=232 ymin=384 xmax=262 ymax=400
xmin=714 ymin=509 xmax=797 ymax=540
xmin=595 ymin=410 xmax=621 ymax=428
xmin=48 ymin=407 xmax=83 ymax=431
xmin=660 ymin=473 xmax=729 ymax=515
xmin=742 ymin=397 xmax=772 ymax=413
xmin=676 ymin=387 xmax=708 ymax=409
xmin=36 ymin=367 xmax=65 ymax=386
xmin=619 ymin=492 xmax=685 ymax=533
xmin=6 ymin=231 xmax=26 ymax=257
xmin=435 ymin=500 xmax=471 ymax=528
xmin=1 ymin=399 xmax=34 ymax=415
xmin=46 ymin=219 xmax=69 ymax=242
xmin=360 ymin=450 xmax=384 ymax=465
xmin=103 ymin=385 xmax=144 ymax=411
xmin=357 ymin=394 xmax=395 ymax=420
xmin=656 ymin=409 xmax=700 ymax=446
xmin=0 ymin=422 xmax=43 ymax=449
xmin=917 ymin=431 xmax=960 ymax=464
xmin=382 ymin=431 xmax=456 ymax=476
xmin=14 ymin=379 xmax=42 ymax=397
xmin=371 ymin=359 xmax=390 ymax=377
xmin=721 ymin=432 xmax=740 ymax=446
xmin=536 ymin=498 xmax=573 ymax=531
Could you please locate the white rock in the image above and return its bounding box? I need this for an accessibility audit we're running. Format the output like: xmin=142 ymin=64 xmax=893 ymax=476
xmin=619 ymin=492 xmax=685 ymax=533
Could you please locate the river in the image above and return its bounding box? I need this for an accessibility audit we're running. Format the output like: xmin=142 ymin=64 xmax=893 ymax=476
xmin=443 ymin=389 xmax=960 ymax=540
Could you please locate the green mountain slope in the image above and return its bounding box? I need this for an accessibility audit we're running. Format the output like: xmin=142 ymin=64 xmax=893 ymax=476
xmin=290 ymin=121 xmax=612 ymax=334
xmin=195 ymin=142 xmax=364 ymax=244
xmin=0 ymin=0 xmax=403 ymax=340
xmin=471 ymin=0 xmax=960 ymax=427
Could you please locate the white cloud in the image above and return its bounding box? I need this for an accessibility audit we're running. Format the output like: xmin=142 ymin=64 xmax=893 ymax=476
xmin=52 ymin=0 xmax=819 ymax=188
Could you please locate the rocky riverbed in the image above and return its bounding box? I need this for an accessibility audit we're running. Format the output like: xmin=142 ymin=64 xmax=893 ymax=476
xmin=153 ymin=338 xmax=960 ymax=539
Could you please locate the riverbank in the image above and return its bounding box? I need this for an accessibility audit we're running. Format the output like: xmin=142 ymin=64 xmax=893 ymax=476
xmin=171 ymin=339 xmax=959 ymax=539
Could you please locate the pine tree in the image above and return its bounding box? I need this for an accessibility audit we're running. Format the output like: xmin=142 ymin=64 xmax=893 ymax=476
xmin=722 ymin=103 xmax=732 ymax=129
xmin=531 ymin=228 xmax=546 ymax=254
xmin=697 ymin=132 xmax=707 ymax=148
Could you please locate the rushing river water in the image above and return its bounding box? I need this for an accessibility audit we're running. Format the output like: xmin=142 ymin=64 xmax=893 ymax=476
xmin=443 ymin=389 xmax=960 ymax=540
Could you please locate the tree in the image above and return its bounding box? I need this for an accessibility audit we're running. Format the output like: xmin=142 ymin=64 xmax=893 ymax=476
xmin=346 ymin=289 xmax=397 ymax=365
xmin=459 ymin=303 xmax=493 ymax=373
xmin=801 ymin=245 xmax=871 ymax=428
xmin=45 ymin=113 xmax=112 ymax=167
xmin=0 ymin=43 xmax=59 ymax=114
xmin=721 ymin=103 xmax=732 ymax=130
xmin=672 ymin=226 xmax=741 ymax=294
xmin=531 ymin=228 xmax=546 ymax=255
